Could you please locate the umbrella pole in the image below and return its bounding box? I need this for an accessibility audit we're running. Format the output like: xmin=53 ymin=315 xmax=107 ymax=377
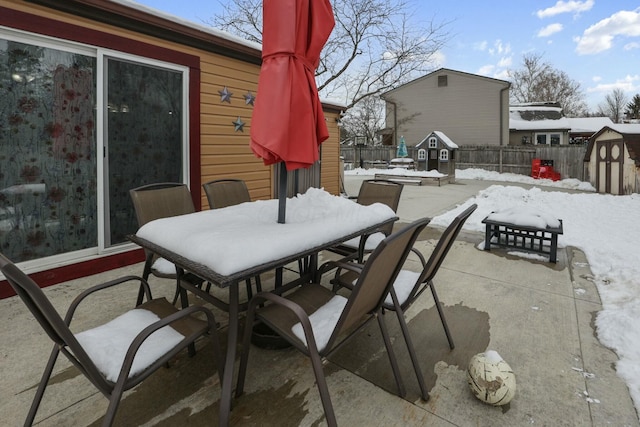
xmin=278 ymin=162 xmax=287 ymax=223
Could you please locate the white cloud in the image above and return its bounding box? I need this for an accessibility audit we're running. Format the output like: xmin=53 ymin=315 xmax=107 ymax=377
xmin=592 ymin=75 xmax=602 ymax=82
xmin=493 ymin=69 xmax=511 ymax=80
xmin=474 ymin=41 xmax=488 ymax=51
xmin=624 ymin=41 xmax=640 ymax=50
xmin=587 ymin=74 xmax=640 ymax=94
xmin=477 ymin=64 xmax=495 ymax=75
xmin=538 ymin=23 xmax=563 ymax=37
xmin=430 ymin=50 xmax=446 ymax=68
xmin=536 ymin=0 xmax=594 ymax=18
xmin=497 ymin=56 xmax=512 ymax=67
xmin=488 ymin=40 xmax=511 ymax=56
xmin=575 ymin=9 xmax=640 ymax=54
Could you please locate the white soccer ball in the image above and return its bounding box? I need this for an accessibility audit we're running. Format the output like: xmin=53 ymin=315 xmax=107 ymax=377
xmin=467 ymin=350 xmax=516 ymax=406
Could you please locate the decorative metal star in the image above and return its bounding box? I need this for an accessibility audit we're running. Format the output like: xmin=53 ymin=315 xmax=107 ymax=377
xmin=244 ymin=91 xmax=256 ymax=106
xmin=218 ymin=86 xmax=233 ymax=103
xmin=232 ymin=116 xmax=245 ymax=132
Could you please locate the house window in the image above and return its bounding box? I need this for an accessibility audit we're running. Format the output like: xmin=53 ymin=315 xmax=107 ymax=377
xmin=535 ymin=133 xmax=563 ymax=145
xmin=417 ymin=149 xmax=426 ymax=160
xmin=428 ymin=137 xmax=438 ymax=148
xmin=0 ymin=29 xmax=188 ymax=266
xmin=438 ymin=75 xmax=448 ymax=87
xmin=439 ymin=149 xmax=449 ymax=161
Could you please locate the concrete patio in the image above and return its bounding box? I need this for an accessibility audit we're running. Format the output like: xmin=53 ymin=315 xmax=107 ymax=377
xmin=1 ymin=176 xmax=638 ymax=426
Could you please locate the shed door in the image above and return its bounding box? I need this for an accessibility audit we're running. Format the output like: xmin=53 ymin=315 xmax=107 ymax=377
xmin=596 ymin=140 xmax=623 ymax=195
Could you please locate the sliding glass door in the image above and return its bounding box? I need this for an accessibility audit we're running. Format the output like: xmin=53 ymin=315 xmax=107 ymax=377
xmin=0 ymin=39 xmax=97 ymax=263
xmin=103 ymin=57 xmax=187 ymax=247
xmin=0 ymin=30 xmax=189 ymax=264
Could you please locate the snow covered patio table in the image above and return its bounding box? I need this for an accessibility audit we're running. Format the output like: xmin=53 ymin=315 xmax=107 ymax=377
xmin=482 ymin=207 xmax=564 ymax=263
xmin=128 ymin=188 xmax=397 ymax=427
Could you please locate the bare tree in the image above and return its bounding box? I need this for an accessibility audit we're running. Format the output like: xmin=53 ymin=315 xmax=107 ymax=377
xmin=338 ymin=96 xmax=385 ymax=144
xmin=508 ymin=53 xmax=587 ymax=117
xmin=598 ymin=88 xmax=628 ymax=123
xmin=211 ymin=0 xmax=450 ymax=110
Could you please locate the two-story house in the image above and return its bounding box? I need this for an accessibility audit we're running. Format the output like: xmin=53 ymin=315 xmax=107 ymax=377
xmin=380 ymin=68 xmax=511 ymax=147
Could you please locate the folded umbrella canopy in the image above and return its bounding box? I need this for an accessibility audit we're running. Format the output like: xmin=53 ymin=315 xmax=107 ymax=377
xmin=250 ymin=0 xmax=335 ymax=223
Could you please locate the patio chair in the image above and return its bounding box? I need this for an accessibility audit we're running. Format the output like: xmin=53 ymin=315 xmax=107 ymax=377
xmin=202 ymin=179 xmax=262 ymax=298
xmin=202 ymin=178 xmax=251 ymax=209
xmin=327 ymin=179 xmax=403 ymax=262
xmin=331 ymin=203 xmax=478 ymax=400
xmin=235 ymin=217 xmax=431 ymax=427
xmin=0 ymin=253 xmax=222 ymax=427
xmin=129 ymin=182 xmax=206 ymax=306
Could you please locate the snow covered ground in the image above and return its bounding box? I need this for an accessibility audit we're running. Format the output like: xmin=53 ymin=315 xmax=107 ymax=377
xmin=346 ymin=167 xmax=640 ymax=415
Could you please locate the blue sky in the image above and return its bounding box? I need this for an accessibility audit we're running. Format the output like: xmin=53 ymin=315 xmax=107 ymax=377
xmin=132 ymin=0 xmax=639 ymax=112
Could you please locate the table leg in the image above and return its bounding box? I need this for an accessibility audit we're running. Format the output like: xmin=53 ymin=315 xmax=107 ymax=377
xmin=219 ymin=283 xmax=239 ymax=427
xmin=484 ymin=225 xmax=492 ymax=251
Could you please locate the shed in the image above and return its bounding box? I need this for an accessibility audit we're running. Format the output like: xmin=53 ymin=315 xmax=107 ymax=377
xmin=584 ymin=125 xmax=640 ymax=195
xmin=415 ymin=131 xmax=458 ymax=179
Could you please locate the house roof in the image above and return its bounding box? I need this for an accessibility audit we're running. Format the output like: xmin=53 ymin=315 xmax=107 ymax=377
xmin=28 ymin=0 xmax=346 ymax=112
xmin=566 ymin=117 xmax=614 ymax=134
xmin=381 ymin=68 xmax=510 ymax=98
xmin=416 ymin=131 xmax=459 ymax=149
xmin=509 ymin=104 xmax=615 ymax=135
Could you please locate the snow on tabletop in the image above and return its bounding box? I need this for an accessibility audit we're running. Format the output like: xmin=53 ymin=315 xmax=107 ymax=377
xmin=135 ymin=188 xmax=396 ymax=276
xmin=75 ymin=308 xmax=184 ymax=382
xmin=485 ymin=206 xmax=561 ymax=229
xmin=291 ymin=295 xmax=348 ymax=351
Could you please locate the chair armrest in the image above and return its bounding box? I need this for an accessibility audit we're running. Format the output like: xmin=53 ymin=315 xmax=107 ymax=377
xmin=64 ymin=276 xmax=151 ymax=325
xmin=317 ymin=259 xmax=363 ymax=278
xmin=247 ymin=292 xmax=322 ymax=354
xmin=118 ymin=305 xmax=218 ymax=383
xmin=410 ymin=247 xmax=427 ymax=267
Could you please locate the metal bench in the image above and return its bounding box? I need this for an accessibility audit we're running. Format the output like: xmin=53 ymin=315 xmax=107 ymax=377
xmin=482 ymin=216 xmax=563 ymax=263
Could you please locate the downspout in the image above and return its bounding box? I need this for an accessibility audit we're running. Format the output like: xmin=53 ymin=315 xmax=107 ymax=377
xmin=500 ymin=83 xmax=511 ymax=146
xmin=385 ymin=98 xmax=398 ymax=146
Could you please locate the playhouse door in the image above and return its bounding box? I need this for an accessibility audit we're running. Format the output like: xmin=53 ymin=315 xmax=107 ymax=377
xmin=596 ymin=140 xmax=623 ymax=195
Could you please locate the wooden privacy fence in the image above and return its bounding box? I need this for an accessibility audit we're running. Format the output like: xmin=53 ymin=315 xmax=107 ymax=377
xmin=340 ymin=145 xmax=587 ymax=180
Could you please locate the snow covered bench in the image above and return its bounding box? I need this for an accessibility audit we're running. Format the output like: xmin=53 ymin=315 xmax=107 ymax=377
xmin=374 ymin=173 xmax=450 ymax=186
xmin=482 ymin=208 xmax=563 ymax=263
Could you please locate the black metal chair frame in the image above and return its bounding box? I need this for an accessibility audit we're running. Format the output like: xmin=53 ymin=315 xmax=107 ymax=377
xmin=331 ymin=203 xmax=478 ymax=401
xmin=328 ymin=179 xmax=404 ymax=263
xmin=0 ymin=253 xmax=222 ymax=427
xmin=202 ymin=178 xmax=264 ymax=298
xmin=235 ymin=217 xmax=431 ymax=427
xmin=129 ymin=182 xmax=206 ymax=306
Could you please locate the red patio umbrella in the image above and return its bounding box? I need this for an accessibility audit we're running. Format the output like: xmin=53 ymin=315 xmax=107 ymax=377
xmin=250 ymin=0 xmax=335 ymax=223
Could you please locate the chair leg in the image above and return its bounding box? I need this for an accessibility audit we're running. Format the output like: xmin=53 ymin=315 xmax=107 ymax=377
xmin=26 ymin=344 xmax=61 ymax=426
xmin=137 ymin=254 xmax=154 ymax=306
xmin=235 ymin=304 xmax=257 ymax=396
xmin=430 ymin=283 xmax=454 ymax=349
xmin=102 ymin=387 xmax=125 ymax=427
xmin=376 ymin=313 xmax=406 ymax=398
xmin=245 ymin=279 xmax=253 ymax=300
xmin=392 ymin=310 xmax=430 ymax=401
xmin=308 ymin=350 xmax=337 ymax=427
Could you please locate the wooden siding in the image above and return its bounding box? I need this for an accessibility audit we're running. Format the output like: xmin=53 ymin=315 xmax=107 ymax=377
xmin=384 ymin=69 xmax=509 ymax=147
xmin=2 ymin=0 xmax=341 ymax=211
